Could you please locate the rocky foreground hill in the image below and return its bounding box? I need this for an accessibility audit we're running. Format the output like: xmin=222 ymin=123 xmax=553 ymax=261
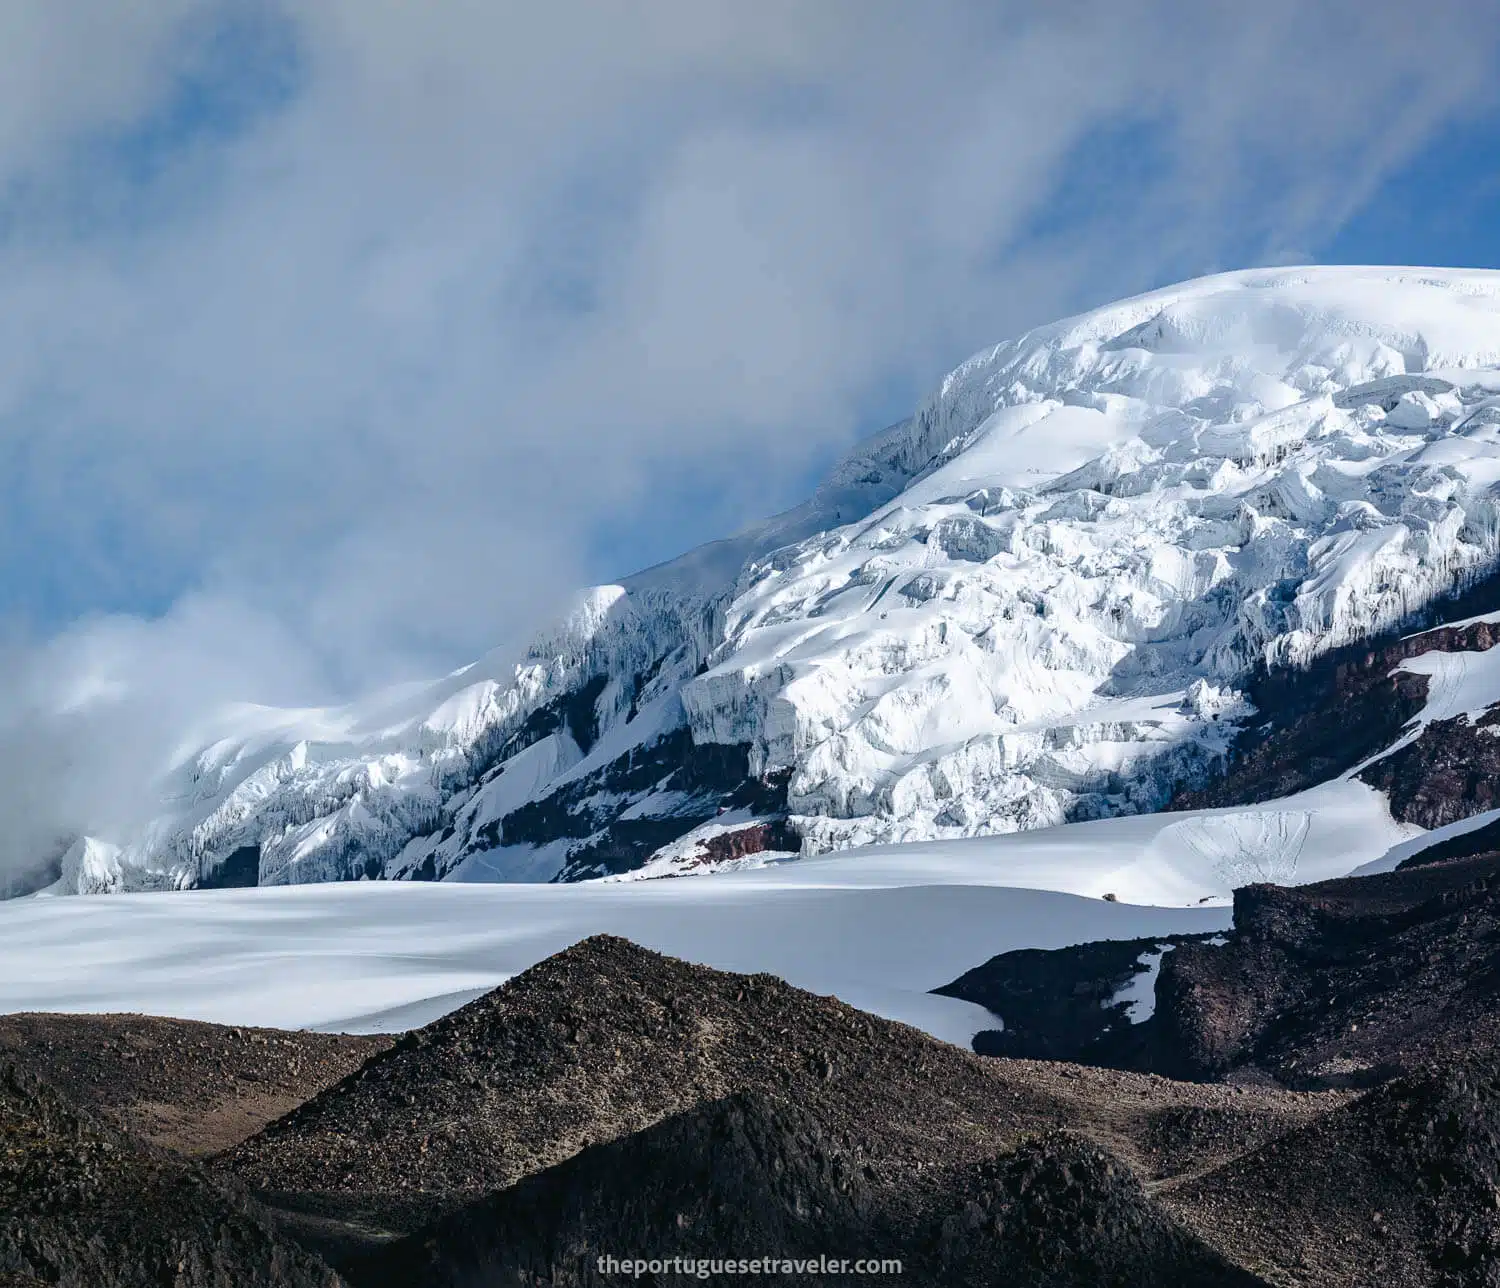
xmin=7 ymin=913 xmax=1500 ymax=1287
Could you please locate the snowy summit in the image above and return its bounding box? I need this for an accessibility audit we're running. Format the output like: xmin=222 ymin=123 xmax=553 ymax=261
xmin=45 ymin=266 xmax=1500 ymax=895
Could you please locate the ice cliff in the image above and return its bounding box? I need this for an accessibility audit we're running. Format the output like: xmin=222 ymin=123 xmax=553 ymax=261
xmin=49 ymin=266 xmax=1500 ymax=891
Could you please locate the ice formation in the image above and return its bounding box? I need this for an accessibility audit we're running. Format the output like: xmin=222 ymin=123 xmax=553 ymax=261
xmin=43 ymin=266 xmax=1500 ymax=891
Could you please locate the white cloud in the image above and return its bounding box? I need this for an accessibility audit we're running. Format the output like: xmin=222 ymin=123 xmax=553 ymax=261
xmin=0 ymin=0 xmax=1496 ymax=876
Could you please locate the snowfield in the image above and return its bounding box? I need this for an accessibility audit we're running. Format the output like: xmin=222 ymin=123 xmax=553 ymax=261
xmin=14 ymin=265 xmax=1500 ymax=1042
xmin=26 ymin=265 xmax=1500 ymax=893
xmin=0 ymin=859 xmax=1231 ymax=1047
xmin=0 ymin=777 xmax=1420 ymax=1044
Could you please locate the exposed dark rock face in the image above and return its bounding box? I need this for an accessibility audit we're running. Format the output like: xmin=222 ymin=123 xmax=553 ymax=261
xmin=465 ymin=674 xmax=614 ymax=782
xmin=950 ymin=854 xmax=1500 ymax=1092
xmin=633 ymin=815 xmax=800 ymax=874
xmin=358 ymin=1098 xmax=1264 ymax=1288
xmin=1150 ymin=856 xmax=1500 ymax=1086
xmin=690 ymin=816 xmax=798 ymax=862
xmin=935 ymin=934 xmax=1219 ymax=1064
xmin=0 ymin=1062 xmax=344 ymax=1288
xmin=420 ymin=727 xmax=792 ymax=883
xmin=1360 ymin=712 xmax=1500 ymax=828
xmin=377 ymin=667 xmax=763 ymax=885
xmin=195 ymin=843 xmax=262 ymax=889
xmin=1173 ymin=589 xmax=1500 ymax=814
xmin=542 ymin=738 xmax=790 ymax=881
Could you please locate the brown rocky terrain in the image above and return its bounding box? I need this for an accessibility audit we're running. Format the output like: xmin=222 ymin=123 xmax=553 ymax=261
xmin=1163 ymin=1060 xmax=1500 ymax=1287
xmin=0 ymin=1059 xmax=344 ymax=1288
xmin=356 ymin=1094 xmax=1267 ymax=1288
xmin=215 ymin=936 xmax=1342 ymax=1262
xmin=7 ymin=931 xmax=1500 ymax=1285
xmin=0 ymin=1012 xmax=388 ymax=1156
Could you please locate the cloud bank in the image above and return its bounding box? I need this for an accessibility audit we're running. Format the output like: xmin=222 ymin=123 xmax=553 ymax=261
xmin=0 ymin=0 xmax=1496 ymax=877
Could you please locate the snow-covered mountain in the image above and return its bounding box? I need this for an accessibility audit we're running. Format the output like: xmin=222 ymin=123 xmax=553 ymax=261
xmin=43 ymin=265 xmax=1500 ymax=894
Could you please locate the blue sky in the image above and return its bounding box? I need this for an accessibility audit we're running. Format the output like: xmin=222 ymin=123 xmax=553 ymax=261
xmin=1322 ymin=113 xmax=1500 ymax=272
xmin=1 ymin=1 xmax=1498 ymax=697
xmin=595 ymin=101 xmax=1500 ymax=585
xmin=0 ymin=0 xmax=1498 ymax=876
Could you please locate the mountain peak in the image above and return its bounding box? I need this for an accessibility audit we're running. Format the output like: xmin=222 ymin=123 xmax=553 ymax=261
xmin=48 ymin=267 xmax=1500 ymax=893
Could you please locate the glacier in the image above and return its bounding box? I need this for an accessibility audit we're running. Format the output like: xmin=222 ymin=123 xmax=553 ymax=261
xmin=0 ymin=859 xmax=1234 ymax=1046
xmin=37 ymin=265 xmax=1500 ymax=893
xmin=0 ymin=774 xmax=1422 ymax=1041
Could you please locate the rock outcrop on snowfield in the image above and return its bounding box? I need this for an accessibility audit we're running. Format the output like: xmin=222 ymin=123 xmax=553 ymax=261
xmin=40 ymin=266 xmax=1500 ymax=892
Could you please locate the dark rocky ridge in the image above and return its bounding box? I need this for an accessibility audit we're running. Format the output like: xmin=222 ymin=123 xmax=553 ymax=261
xmin=10 ymin=933 xmax=1497 ymax=1285
xmin=358 ymin=1094 xmax=1266 ymax=1288
xmin=942 ymin=852 xmax=1500 ymax=1092
xmin=1400 ymin=814 xmax=1500 ymax=870
xmin=218 ymin=935 xmax=1088 ymax=1244
xmin=1149 ymin=854 xmax=1500 ymax=1086
xmin=216 ymin=937 xmax=1337 ymax=1273
xmin=0 ymin=1060 xmax=344 ymax=1288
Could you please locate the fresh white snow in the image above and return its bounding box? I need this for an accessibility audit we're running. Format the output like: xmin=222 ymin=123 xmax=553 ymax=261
xmin=727 ymin=779 xmax=1415 ymax=906
xmin=36 ymin=265 xmax=1500 ymax=891
xmin=1104 ymin=944 xmax=1173 ymax=1025
xmin=0 ymin=874 xmax=1227 ymax=1048
xmin=1396 ymin=648 xmax=1500 ymax=730
xmin=2 ymin=778 xmax=1422 ymax=1047
xmin=26 ymin=263 xmax=1498 ymax=1057
xmin=1344 ymin=633 xmax=1500 ymax=777
xmin=1355 ymin=805 xmax=1500 ymax=876
xmin=697 ymin=268 xmax=1500 ymax=854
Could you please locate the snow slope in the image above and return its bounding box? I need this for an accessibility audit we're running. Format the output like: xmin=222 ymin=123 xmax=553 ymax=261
xmin=1 ymin=777 xmax=1422 ymax=1046
xmin=0 ymin=858 xmax=1235 ymax=1047
xmin=39 ymin=266 xmax=1500 ymax=892
xmin=1356 ymin=806 xmax=1500 ymax=876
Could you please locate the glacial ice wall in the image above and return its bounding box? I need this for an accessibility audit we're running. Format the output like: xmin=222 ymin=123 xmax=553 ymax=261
xmin=53 ymin=266 xmax=1500 ymax=889
xmin=679 ymin=268 xmax=1500 ymax=850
